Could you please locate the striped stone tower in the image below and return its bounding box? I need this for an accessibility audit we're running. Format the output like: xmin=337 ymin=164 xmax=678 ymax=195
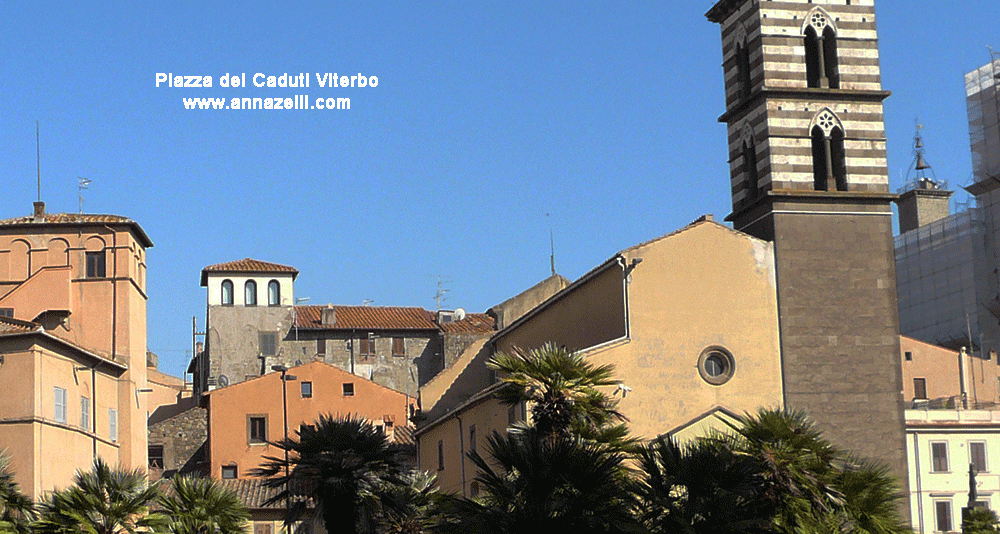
xmin=707 ymin=0 xmax=909 ymax=510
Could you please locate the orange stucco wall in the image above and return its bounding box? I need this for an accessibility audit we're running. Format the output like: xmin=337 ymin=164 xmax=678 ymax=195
xmin=900 ymin=335 xmax=1000 ymax=405
xmin=207 ymin=361 xmax=412 ymax=479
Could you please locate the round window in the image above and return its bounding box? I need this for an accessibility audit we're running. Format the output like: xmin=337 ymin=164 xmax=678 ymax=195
xmin=698 ymin=346 xmax=735 ymax=385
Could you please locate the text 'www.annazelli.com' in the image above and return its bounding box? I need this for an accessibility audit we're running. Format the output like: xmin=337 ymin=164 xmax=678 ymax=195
xmin=182 ymin=95 xmax=349 ymax=110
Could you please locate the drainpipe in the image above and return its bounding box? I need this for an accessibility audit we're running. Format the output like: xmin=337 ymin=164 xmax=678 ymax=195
xmin=91 ymin=363 xmax=98 ymax=457
xmin=102 ymin=225 xmax=119 ymax=361
xmin=457 ymin=414 xmax=466 ymax=498
xmin=960 ymin=347 xmax=969 ymax=409
xmin=913 ymin=431 xmax=924 ymax=534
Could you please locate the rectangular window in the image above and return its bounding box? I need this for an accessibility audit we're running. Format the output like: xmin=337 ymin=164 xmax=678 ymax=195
xmin=301 ymin=381 xmax=313 ymax=398
xmin=54 ymin=387 xmax=67 ymax=423
xmin=971 ymin=441 xmax=988 ymax=472
xmin=360 ymin=335 xmax=375 ymax=358
xmin=148 ymin=445 xmax=164 ymax=469
xmin=469 ymin=425 xmax=477 ymax=454
xmin=392 ymin=337 xmax=405 ymax=357
xmin=437 ymin=439 xmax=444 ymax=471
xmin=85 ymin=251 xmax=106 ymax=278
xmin=81 ymin=396 xmax=91 ymax=431
xmin=0 ymin=308 xmax=12 ymax=318
xmin=221 ymin=465 xmax=237 ymax=479
xmin=254 ymin=523 xmax=272 ymax=534
xmin=109 ymin=408 xmax=118 ymax=442
xmin=317 ymin=338 xmax=326 ymax=355
xmin=935 ymin=500 xmax=952 ymax=532
xmin=343 ymin=382 xmax=355 ymax=396
xmin=249 ymin=416 xmax=267 ymax=443
xmin=914 ymin=378 xmax=928 ymax=400
xmin=904 ymin=351 xmax=913 ymax=361
xmin=508 ymin=404 xmax=517 ymax=425
xmin=259 ymin=332 xmax=277 ymax=357
xmin=931 ymin=442 xmax=949 ymax=472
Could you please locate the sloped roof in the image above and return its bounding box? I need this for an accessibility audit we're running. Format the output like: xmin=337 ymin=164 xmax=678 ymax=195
xmin=214 ymin=478 xmax=315 ymax=509
xmin=439 ymin=313 xmax=495 ymax=334
xmin=200 ymin=258 xmax=299 ymax=285
xmin=0 ymin=213 xmax=153 ymax=247
xmin=293 ymin=306 xmax=439 ymax=331
xmin=0 ymin=316 xmax=41 ymax=334
xmin=0 ymin=317 xmax=126 ymax=371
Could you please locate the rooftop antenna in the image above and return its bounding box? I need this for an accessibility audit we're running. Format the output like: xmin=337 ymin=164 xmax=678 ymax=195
xmin=77 ymin=177 xmax=92 ymax=214
xmin=36 ymin=121 xmax=41 ymax=202
xmin=433 ymin=276 xmax=451 ymax=311
xmin=547 ymin=213 xmax=556 ymax=276
xmin=362 ymin=299 xmax=375 ymax=306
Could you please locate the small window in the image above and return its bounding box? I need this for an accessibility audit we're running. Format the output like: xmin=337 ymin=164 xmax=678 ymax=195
xmin=85 ymin=251 xmax=106 ymax=278
xmin=935 ymin=500 xmax=952 ymax=532
xmin=343 ymin=383 xmax=355 ymax=396
xmin=904 ymin=351 xmax=913 ymax=361
xmin=931 ymin=442 xmax=949 ymax=472
xmin=245 ymin=281 xmax=257 ymax=306
xmin=437 ymin=439 xmax=445 ymax=471
xmin=54 ymin=387 xmax=67 ymax=423
xmin=268 ymin=280 xmax=280 ymax=306
xmin=0 ymin=308 xmax=12 ymax=318
xmin=469 ymin=425 xmax=477 ymax=454
xmin=259 ymin=332 xmax=277 ymax=357
xmin=254 ymin=524 xmax=272 ymax=534
xmin=249 ymin=416 xmax=267 ymax=443
xmin=698 ymin=346 xmax=736 ymax=386
xmin=81 ymin=396 xmax=91 ymax=431
xmin=914 ymin=378 xmax=928 ymax=400
xmin=971 ymin=441 xmax=988 ymax=472
xmin=109 ymin=408 xmax=118 ymax=442
xmin=221 ymin=465 xmax=237 ymax=479
xmin=221 ymin=280 xmax=234 ymax=306
xmin=392 ymin=337 xmax=405 ymax=357
xmin=317 ymin=339 xmax=326 ymax=355
xmin=360 ymin=335 xmax=375 ymax=358
xmin=301 ymin=381 xmax=313 ymax=398
xmin=148 ymin=445 xmax=164 ymax=469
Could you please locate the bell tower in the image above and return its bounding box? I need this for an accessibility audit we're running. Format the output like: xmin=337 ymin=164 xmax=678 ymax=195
xmin=707 ymin=0 xmax=909 ymax=503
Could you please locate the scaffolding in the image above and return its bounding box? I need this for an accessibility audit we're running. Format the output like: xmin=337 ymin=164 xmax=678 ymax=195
xmin=966 ymin=54 xmax=1000 ymax=185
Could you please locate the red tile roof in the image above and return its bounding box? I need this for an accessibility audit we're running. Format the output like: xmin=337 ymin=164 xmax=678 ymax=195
xmin=439 ymin=313 xmax=495 ymax=334
xmin=0 ymin=316 xmax=41 ymax=334
xmin=213 ymin=478 xmax=315 ymax=509
xmin=0 ymin=213 xmax=153 ymax=247
xmin=294 ymin=306 xmax=438 ymax=330
xmin=200 ymin=258 xmax=299 ymax=285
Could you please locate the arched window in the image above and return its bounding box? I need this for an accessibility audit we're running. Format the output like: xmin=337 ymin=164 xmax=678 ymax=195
xmin=804 ymin=11 xmax=839 ymax=89
xmin=743 ymin=138 xmax=760 ymax=199
xmin=736 ymin=40 xmax=752 ymax=100
xmin=221 ymin=280 xmax=234 ymax=306
xmin=245 ymin=280 xmax=257 ymax=306
xmin=810 ymin=110 xmax=847 ymax=191
xmin=268 ymin=280 xmax=280 ymax=306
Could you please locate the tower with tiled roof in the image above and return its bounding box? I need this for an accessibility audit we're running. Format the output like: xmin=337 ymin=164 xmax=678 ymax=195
xmin=707 ymin=0 xmax=908 ymax=510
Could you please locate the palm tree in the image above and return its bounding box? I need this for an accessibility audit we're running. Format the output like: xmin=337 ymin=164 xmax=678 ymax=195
xmin=0 ymin=451 xmax=34 ymax=534
xmin=441 ymin=428 xmax=642 ymax=534
xmin=34 ymin=457 xmax=166 ymax=534
xmin=635 ymin=436 xmax=773 ymax=534
xmin=487 ymin=343 xmax=628 ymax=444
xmin=158 ymin=476 xmax=249 ymax=534
xmin=252 ymin=414 xmax=407 ymax=534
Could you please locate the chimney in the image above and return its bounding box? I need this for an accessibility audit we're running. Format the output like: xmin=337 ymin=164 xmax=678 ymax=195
xmin=32 ymin=201 xmax=45 ymax=222
xmin=321 ymin=305 xmax=336 ymax=326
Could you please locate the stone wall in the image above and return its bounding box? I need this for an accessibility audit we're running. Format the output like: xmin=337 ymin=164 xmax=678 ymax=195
xmin=148 ymin=405 xmax=207 ymax=480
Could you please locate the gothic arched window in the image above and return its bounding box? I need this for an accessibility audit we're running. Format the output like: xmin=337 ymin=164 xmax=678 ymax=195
xmin=804 ymin=11 xmax=839 ymax=89
xmin=736 ymin=39 xmax=752 ymax=100
xmin=743 ymin=138 xmax=761 ymax=199
xmin=810 ymin=110 xmax=847 ymax=191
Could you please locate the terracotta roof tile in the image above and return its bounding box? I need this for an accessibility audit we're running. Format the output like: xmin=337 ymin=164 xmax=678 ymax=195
xmin=293 ymin=306 xmax=438 ymax=330
xmin=201 ymin=258 xmax=299 ymax=285
xmin=214 ymin=478 xmax=315 ymax=509
xmin=0 ymin=316 xmax=41 ymax=334
xmin=0 ymin=213 xmax=154 ymax=247
xmin=393 ymin=425 xmax=416 ymax=446
xmin=439 ymin=313 xmax=495 ymax=334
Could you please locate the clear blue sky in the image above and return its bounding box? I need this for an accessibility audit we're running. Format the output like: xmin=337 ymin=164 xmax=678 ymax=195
xmin=2 ymin=2 xmax=997 ymax=378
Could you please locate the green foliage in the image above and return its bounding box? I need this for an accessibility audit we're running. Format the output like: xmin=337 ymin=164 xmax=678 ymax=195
xmin=158 ymin=476 xmax=249 ymax=534
xmin=0 ymin=451 xmax=34 ymax=534
xmin=487 ymin=343 xmax=631 ymax=447
xmin=964 ymin=506 xmax=1000 ymax=533
xmin=34 ymin=458 xmax=166 ymax=534
xmin=252 ymin=414 xmax=408 ymax=534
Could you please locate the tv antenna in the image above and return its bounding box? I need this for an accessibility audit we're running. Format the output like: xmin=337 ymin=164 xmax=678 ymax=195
xmin=36 ymin=121 xmax=41 ymax=202
xmin=433 ymin=276 xmax=451 ymax=311
xmin=78 ymin=177 xmax=92 ymax=214
xmin=547 ymin=213 xmax=556 ymax=276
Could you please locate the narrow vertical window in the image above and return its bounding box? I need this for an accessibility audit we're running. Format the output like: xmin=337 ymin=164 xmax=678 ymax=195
xmin=736 ymin=40 xmax=752 ymax=100
xmin=743 ymin=139 xmax=760 ymax=199
xmin=905 ymin=351 xmax=913 ymax=361
xmin=392 ymin=337 xmax=405 ymax=357
xmin=268 ymin=280 xmax=280 ymax=306
xmin=81 ymin=396 xmax=91 ymax=431
xmin=248 ymin=415 xmax=267 ymax=443
xmin=971 ymin=441 xmax=988 ymax=472
xmin=221 ymin=280 xmax=234 ymax=305
xmin=360 ymin=335 xmax=375 ymax=358
xmin=85 ymin=251 xmax=106 ymax=278
xmin=109 ymin=408 xmax=118 ymax=441
xmin=469 ymin=425 xmax=477 ymax=454
xmin=317 ymin=339 xmax=326 ymax=355
xmin=54 ymin=387 xmax=67 ymax=423
xmin=810 ymin=111 xmax=847 ymax=192
xmin=259 ymin=332 xmax=277 ymax=356
xmin=931 ymin=442 xmax=949 ymax=472
xmin=913 ymin=378 xmax=927 ymax=400
xmin=437 ymin=440 xmax=445 ymax=470
xmin=935 ymin=500 xmax=952 ymax=532
xmin=803 ymin=12 xmax=838 ymax=89
xmin=245 ymin=280 xmax=257 ymax=306
xmin=148 ymin=445 xmax=164 ymax=469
